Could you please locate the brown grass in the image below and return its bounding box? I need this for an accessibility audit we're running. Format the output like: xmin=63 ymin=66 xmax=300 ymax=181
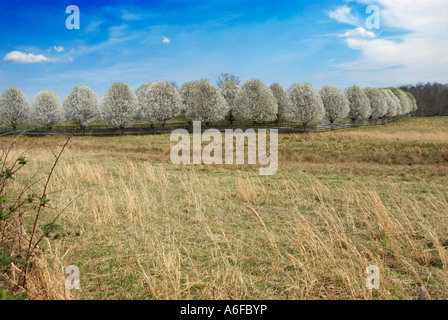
xmin=0 ymin=188 xmax=69 ymax=300
xmin=0 ymin=117 xmax=447 ymax=300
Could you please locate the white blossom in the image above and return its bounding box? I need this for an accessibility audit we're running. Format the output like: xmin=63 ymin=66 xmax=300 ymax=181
xmin=289 ymin=83 xmax=325 ymax=128
xmin=101 ymin=82 xmax=138 ymax=129
xmin=0 ymin=87 xmax=30 ymax=130
xmin=220 ymin=81 xmax=240 ymax=124
xmin=138 ymin=81 xmax=182 ymax=126
xmin=364 ymin=88 xmax=388 ymax=119
xmin=184 ymin=80 xmax=229 ymax=124
xmin=31 ymin=90 xmax=65 ymax=129
xmin=179 ymin=82 xmax=196 ymax=120
xmin=404 ymin=91 xmax=418 ymax=113
xmin=383 ymin=89 xmax=400 ymax=118
xmin=270 ymin=83 xmax=291 ymax=124
xmin=345 ymin=85 xmax=371 ymax=122
xmin=233 ymin=79 xmax=278 ymax=123
xmin=63 ymin=86 xmax=100 ymax=126
xmin=389 ymin=88 xmax=411 ymax=115
xmin=319 ymin=85 xmax=349 ymax=124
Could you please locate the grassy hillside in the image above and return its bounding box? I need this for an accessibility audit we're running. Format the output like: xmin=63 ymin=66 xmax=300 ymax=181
xmin=2 ymin=117 xmax=447 ymax=299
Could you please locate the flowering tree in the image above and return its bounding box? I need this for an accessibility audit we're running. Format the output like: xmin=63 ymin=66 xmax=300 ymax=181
xmin=138 ymin=81 xmax=182 ymax=128
xmin=101 ymin=82 xmax=138 ymax=129
xmin=220 ymin=81 xmax=240 ymax=125
xmin=389 ymin=88 xmax=411 ymax=115
xmin=135 ymin=83 xmax=153 ymax=96
xmin=184 ymin=80 xmax=229 ymax=125
xmin=364 ymin=88 xmax=388 ymax=119
xmin=400 ymin=89 xmax=412 ymax=115
xmin=345 ymin=85 xmax=371 ymax=123
xmin=319 ymin=85 xmax=349 ymax=124
xmin=63 ymin=86 xmax=100 ymax=132
xmin=31 ymin=90 xmax=65 ymax=130
xmin=404 ymin=91 xmax=418 ymax=113
xmin=216 ymin=73 xmax=240 ymax=89
xmin=289 ymin=83 xmax=325 ymax=130
xmin=179 ymin=82 xmax=196 ymax=120
xmin=233 ymin=79 xmax=278 ymax=124
xmin=386 ymin=88 xmax=404 ymax=115
xmin=169 ymin=81 xmax=179 ymax=90
xmin=270 ymin=83 xmax=291 ymax=124
xmin=0 ymin=87 xmax=30 ymax=131
xmin=383 ymin=89 xmax=400 ymax=118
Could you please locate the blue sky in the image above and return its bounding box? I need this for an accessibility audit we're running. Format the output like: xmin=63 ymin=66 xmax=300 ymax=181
xmin=0 ymin=0 xmax=447 ymax=100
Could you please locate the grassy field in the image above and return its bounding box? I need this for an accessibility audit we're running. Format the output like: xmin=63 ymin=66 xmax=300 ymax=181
xmin=2 ymin=117 xmax=448 ymax=300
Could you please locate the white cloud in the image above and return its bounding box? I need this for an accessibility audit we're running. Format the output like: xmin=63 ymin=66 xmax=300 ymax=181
xmin=100 ymin=7 xmax=152 ymax=21
xmin=342 ymin=27 xmax=376 ymax=38
xmin=54 ymin=46 xmax=65 ymax=52
xmin=329 ymin=5 xmax=360 ymax=26
xmin=330 ymin=0 xmax=448 ymax=85
xmin=86 ymin=20 xmax=103 ymax=33
xmin=162 ymin=37 xmax=171 ymax=44
xmin=3 ymin=51 xmax=55 ymax=64
xmin=109 ymin=25 xmax=129 ymax=39
xmin=121 ymin=12 xmax=148 ymax=21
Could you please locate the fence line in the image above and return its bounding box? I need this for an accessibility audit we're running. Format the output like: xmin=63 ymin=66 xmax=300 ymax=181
xmin=0 ymin=116 xmax=406 ymax=137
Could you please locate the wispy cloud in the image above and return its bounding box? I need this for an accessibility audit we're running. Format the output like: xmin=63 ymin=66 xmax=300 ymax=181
xmin=3 ymin=51 xmax=55 ymax=64
xmin=102 ymin=6 xmax=153 ymax=21
xmin=121 ymin=11 xmax=150 ymax=21
xmin=329 ymin=0 xmax=448 ymax=85
xmin=53 ymin=46 xmax=64 ymax=52
xmin=162 ymin=37 xmax=171 ymax=44
xmin=328 ymin=5 xmax=360 ymax=26
xmin=85 ymin=20 xmax=103 ymax=33
xmin=109 ymin=24 xmax=130 ymax=38
xmin=341 ymin=27 xmax=376 ymax=38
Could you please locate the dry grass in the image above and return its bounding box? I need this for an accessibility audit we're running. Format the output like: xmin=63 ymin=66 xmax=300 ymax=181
xmin=0 ymin=117 xmax=447 ymax=300
xmin=0 ymin=215 xmax=70 ymax=299
xmin=0 ymin=145 xmax=70 ymax=300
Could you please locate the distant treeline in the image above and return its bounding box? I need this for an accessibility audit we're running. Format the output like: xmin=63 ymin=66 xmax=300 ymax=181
xmin=400 ymin=82 xmax=448 ymax=117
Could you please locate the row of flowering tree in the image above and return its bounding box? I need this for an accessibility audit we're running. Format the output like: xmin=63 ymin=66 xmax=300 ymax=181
xmin=0 ymin=80 xmax=417 ymax=131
